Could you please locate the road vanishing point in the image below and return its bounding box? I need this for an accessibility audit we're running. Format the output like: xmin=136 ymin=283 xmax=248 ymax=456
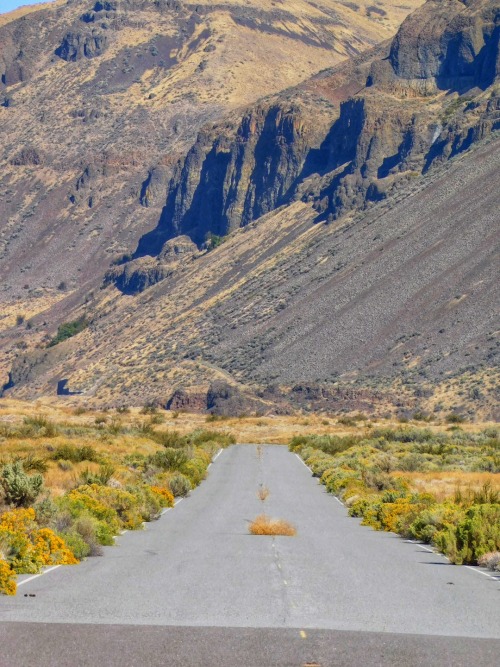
xmin=1 ymin=445 xmax=499 ymax=666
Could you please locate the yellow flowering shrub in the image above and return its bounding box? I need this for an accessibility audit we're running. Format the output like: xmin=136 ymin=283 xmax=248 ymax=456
xmin=150 ymin=486 xmax=174 ymax=507
xmin=60 ymin=483 xmax=164 ymax=532
xmin=0 ymin=560 xmax=16 ymax=596
xmin=33 ymin=529 xmax=78 ymax=566
xmin=0 ymin=508 xmax=78 ymax=586
xmin=0 ymin=507 xmax=36 ymax=533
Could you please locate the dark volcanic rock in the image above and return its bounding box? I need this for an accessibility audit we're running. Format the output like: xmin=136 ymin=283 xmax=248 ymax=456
xmin=104 ymin=257 xmax=172 ymax=295
xmin=136 ymin=103 xmax=318 ymax=252
xmin=137 ymin=0 xmax=499 ymax=249
xmin=166 ymin=388 xmax=207 ymax=413
xmin=166 ymin=381 xmax=268 ymax=415
xmin=157 ymin=235 xmax=197 ymax=261
xmin=387 ymin=0 xmax=500 ymax=91
xmin=289 ymin=383 xmax=386 ymax=412
xmin=56 ymin=30 xmax=108 ymax=61
xmin=140 ymin=167 xmax=169 ymax=208
xmin=207 ymin=380 xmax=263 ymax=416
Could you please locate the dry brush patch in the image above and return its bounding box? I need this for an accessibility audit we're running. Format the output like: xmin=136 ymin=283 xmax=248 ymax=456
xmin=257 ymin=485 xmax=270 ymax=502
xmin=249 ymin=514 xmax=296 ymax=536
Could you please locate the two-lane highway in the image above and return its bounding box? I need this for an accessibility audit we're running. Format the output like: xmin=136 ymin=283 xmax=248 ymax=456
xmin=1 ymin=445 xmax=499 ymax=666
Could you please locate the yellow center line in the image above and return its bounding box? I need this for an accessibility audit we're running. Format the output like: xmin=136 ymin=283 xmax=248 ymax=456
xmin=300 ymin=630 xmax=307 ymax=639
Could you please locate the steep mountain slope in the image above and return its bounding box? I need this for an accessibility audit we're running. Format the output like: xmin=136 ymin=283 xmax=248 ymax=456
xmin=5 ymin=135 xmax=498 ymax=417
xmin=1 ymin=0 xmax=499 ymax=416
xmin=0 ymin=0 xmax=423 ymax=382
xmin=0 ymin=0 xmax=421 ymax=292
xmin=137 ymin=0 xmax=499 ymax=252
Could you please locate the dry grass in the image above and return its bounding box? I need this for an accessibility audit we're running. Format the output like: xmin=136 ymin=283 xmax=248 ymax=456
xmin=1 ymin=398 xmax=495 ymax=446
xmin=249 ymin=514 xmax=296 ymax=536
xmin=393 ymin=471 xmax=500 ymax=503
xmin=257 ymin=485 xmax=270 ymax=502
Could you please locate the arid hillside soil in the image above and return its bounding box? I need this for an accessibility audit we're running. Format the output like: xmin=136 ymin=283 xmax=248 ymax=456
xmin=1 ymin=0 xmax=498 ymax=417
xmin=0 ymin=0 xmax=424 ymax=388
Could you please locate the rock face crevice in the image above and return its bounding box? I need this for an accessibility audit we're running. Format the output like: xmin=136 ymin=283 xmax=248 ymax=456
xmin=136 ymin=0 xmax=499 ymax=253
xmin=136 ymin=104 xmax=316 ymax=252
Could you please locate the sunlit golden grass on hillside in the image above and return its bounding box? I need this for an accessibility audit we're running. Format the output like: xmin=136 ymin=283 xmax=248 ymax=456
xmin=249 ymin=514 xmax=296 ymax=536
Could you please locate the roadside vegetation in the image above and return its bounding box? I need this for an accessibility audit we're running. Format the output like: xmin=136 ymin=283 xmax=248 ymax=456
xmin=249 ymin=514 xmax=296 ymax=536
xmin=291 ymin=425 xmax=500 ymax=566
xmin=0 ymin=406 xmax=234 ymax=595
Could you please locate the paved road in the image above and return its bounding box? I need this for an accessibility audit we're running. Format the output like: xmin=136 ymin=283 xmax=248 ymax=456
xmin=0 ymin=445 xmax=499 ymax=665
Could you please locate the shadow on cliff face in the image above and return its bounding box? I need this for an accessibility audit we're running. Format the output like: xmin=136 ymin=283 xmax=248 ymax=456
xmin=134 ymin=146 xmax=232 ymax=256
xmin=133 ymin=0 xmax=500 ymax=257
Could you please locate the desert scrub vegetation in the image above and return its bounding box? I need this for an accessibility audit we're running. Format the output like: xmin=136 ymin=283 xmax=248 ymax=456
xmin=47 ymin=316 xmax=88 ymax=347
xmin=0 ymin=407 xmax=234 ymax=595
xmin=249 ymin=514 xmax=296 ymax=536
xmin=291 ymin=426 xmax=500 ymax=565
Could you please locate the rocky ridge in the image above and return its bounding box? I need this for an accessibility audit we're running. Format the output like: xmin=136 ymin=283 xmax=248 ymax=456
xmin=134 ymin=0 xmax=499 ymax=259
xmin=1 ymin=0 xmax=420 ymax=384
xmin=1 ymin=0 xmax=499 ymax=417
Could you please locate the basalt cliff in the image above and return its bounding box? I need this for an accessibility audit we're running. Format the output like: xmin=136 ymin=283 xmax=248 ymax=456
xmin=1 ymin=0 xmax=499 ymax=418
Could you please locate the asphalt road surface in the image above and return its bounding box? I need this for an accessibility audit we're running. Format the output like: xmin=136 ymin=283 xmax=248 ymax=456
xmin=1 ymin=445 xmax=499 ymax=666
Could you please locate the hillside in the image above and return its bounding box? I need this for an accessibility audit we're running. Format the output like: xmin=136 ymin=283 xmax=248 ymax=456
xmin=1 ymin=0 xmax=499 ymax=418
xmin=0 ymin=0 xmax=423 ymax=382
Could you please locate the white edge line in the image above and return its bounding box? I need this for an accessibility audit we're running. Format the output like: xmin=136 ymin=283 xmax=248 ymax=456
xmin=465 ymin=565 xmax=497 ymax=580
xmin=405 ymin=540 xmax=450 ymax=560
xmin=16 ymin=485 xmax=198 ymax=587
xmin=213 ymin=448 xmax=223 ymax=461
xmin=17 ymin=565 xmax=61 ymax=587
xmin=295 ymin=453 xmax=310 ymax=470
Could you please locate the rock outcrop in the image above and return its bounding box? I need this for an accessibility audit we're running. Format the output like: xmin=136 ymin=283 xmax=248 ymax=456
xmin=105 ymin=258 xmax=173 ymax=295
xmin=10 ymin=147 xmax=44 ymax=166
xmin=56 ymin=30 xmax=108 ymax=61
xmin=136 ymin=103 xmax=321 ymax=252
xmin=137 ymin=0 xmax=499 ymax=250
xmin=386 ymin=0 xmax=500 ymax=92
xmin=166 ymin=381 xmax=266 ymax=416
xmin=105 ymin=235 xmax=197 ymax=293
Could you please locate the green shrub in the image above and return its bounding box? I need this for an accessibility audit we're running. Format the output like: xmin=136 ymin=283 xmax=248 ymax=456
xmin=168 ymin=473 xmax=191 ymax=497
xmin=446 ymin=413 xmax=466 ymax=424
xmin=1 ymin=462 xmax=44 ymax=507
xmin=149 ymin=448 xmax=189 ymax=471
xmin=181 ymin=449 xmax=210 ymax=486
xmin=78 ymin=464 xmax=116 ymax=486
xmin=449 ymin=504 xmax=500 ymax=564
xmin=187 ymin=429 xmax=236 ymax=447
xmin=34 ymin=497 xmax=58 ymax=527
xmin=23 ymin=415 xmax=59 ymax=438
xmin=51 ymin=444 xmax=99 ymax=463
xmin=47 ymin=317 xmax=88 ymax=347
xmin=60 ymin=531 xmax=91 ymax=559
xmin=151 ymin=430 xmax=185 ymax=448
xmin=371 ymin=427 xmax=434 ymax=443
